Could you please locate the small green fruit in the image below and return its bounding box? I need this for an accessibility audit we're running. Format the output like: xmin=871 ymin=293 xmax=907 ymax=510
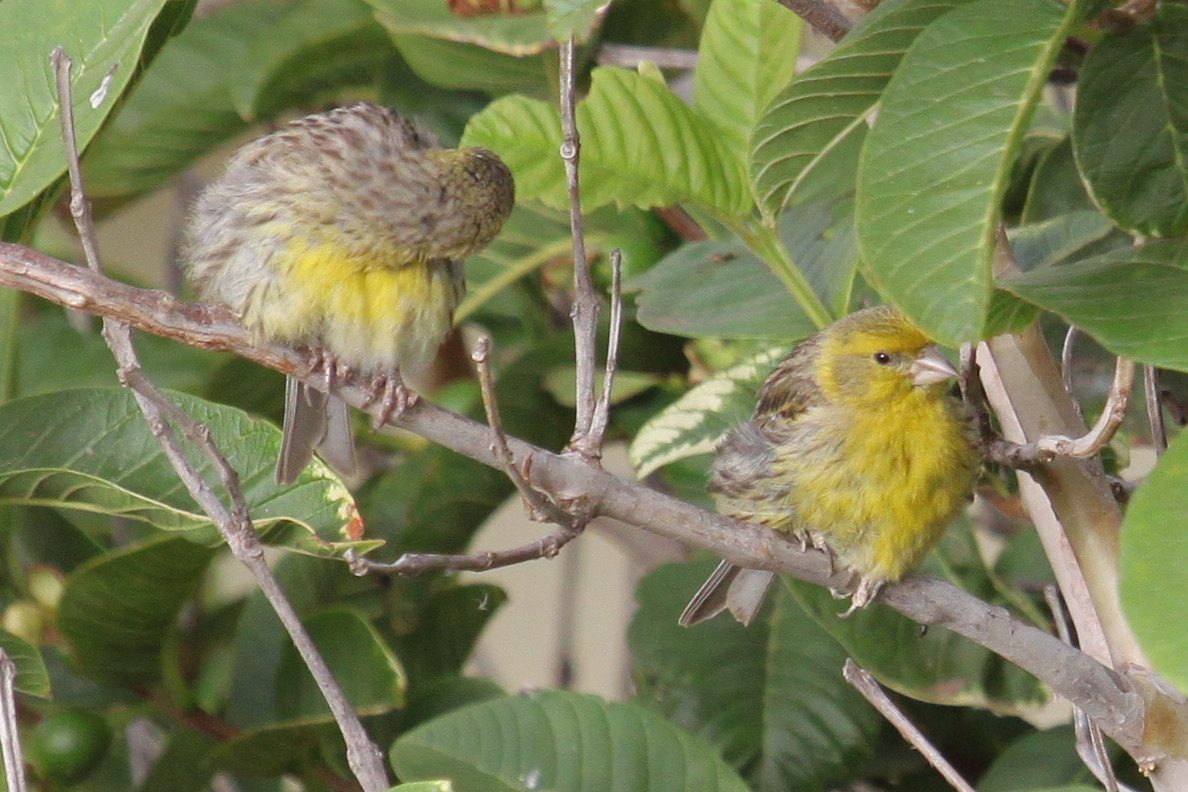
xmin=27 ymin=709 xmax=111 ymax=786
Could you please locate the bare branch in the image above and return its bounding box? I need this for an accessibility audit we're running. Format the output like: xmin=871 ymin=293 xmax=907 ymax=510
xmin=50 ymin=47 xmax=388 ymax=792
xmin=770 ymin=0 xmax=859 ymax=41
xmin=597 ymin=44 xmax=698 ymax=69
xmin=0 ymin=651 xmax=27 ymax=792
xmin=558 ymin=37 xmax=602 ymax=460
xmin=842 ymin=660 xmax=975 ymax=792
xmin=345 ymin=524 xmax=582 ymax=575
xmin=587 ymin=249 xmax=623 ymax=451
xmin=472 ymin=336 xmax=575 ymax=525
xmin=1145 ymin=365 xmax=1167 ymax=456
xmin=0 ymin=243 xmax=1174 ymax=764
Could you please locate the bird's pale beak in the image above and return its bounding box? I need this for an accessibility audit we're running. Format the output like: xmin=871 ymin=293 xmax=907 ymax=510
xmin=910 ymin=346 xmax=958 ymax=386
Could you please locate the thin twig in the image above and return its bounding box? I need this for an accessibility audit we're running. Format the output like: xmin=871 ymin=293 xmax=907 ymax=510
xmin=1027 ymin=357 xmax=1135 ymax=460
xmin=1144 ymin=365 xmax=1167 ymax=456
xmin=1045 ymin=587 xmax=1130 ymax=792
xmin=0 ymin=242 xmax=1168 ymax=763
xmin=50 ymin=47 xmax=388 ymax=792
xmin=0 ymin=651 xmax=27 ymax=792
xmin=1061 ymin=326 xmax=1079 ymax=395
xmin=586 ymin=249 xmax=623 ymax=451
xmin=558 ymin=37 xmax=602 ymax=461
xmin=842 ymin=660 xmax=976 ymax=792
xmin=345 ymin=526 xmax=584 ymax=575
xmin=597 ymin=43 xmax=699 ymax=69
xmin=771 ymin=0 xmax=857 ymax=41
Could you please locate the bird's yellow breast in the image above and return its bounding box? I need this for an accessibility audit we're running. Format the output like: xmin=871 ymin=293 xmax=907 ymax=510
xmin=243 ymin=233 xmax=458 ymax=375
xmin=777 ymin=390 xmax=977 ymax=581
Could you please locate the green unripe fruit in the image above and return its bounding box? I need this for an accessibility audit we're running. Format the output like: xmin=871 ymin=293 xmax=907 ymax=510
xmin=27 ymin=709 xmax=111 ymax=786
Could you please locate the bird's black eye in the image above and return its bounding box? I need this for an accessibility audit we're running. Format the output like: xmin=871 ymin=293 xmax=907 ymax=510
xmin=873 ymin=352 xmax=892 ymax=365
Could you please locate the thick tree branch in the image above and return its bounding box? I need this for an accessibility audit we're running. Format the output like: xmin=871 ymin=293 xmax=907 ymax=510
xmin=0 ymin=244 xmax=1174 ymax=763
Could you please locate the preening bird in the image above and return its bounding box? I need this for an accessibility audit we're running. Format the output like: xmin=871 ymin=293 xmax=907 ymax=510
xmin=183 ymin=103 xmax=515 ymax=483
xmin=680 ymin=305 xmax=979 ymax=626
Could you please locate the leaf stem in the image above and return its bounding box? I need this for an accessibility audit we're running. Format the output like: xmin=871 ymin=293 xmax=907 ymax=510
xmin=732 ymin=218 xmax=834 ymax=328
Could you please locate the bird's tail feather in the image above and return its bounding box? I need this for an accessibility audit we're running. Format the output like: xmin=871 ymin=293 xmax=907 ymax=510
xmin=276 ymin=376 xmax=356 ymax=484
xmin=678 ymin=561 xmax=775 ymax=627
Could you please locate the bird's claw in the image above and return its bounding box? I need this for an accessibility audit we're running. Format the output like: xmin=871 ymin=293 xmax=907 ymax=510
xmin=839 ymin=576 xmax=884 ymax=619
xmin=808 ymin=531 xmax=836 ymax=575
xmin=308 ymin=349 xmax=347 ymax=393
xmin=367 ymin=371 xmax=418 ymax=430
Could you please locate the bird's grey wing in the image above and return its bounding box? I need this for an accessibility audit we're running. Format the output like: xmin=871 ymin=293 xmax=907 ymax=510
xmin=753 ymin=332 xmax=824 ymax=422
xmin=276 ymin=378 xmax=356 ymax=484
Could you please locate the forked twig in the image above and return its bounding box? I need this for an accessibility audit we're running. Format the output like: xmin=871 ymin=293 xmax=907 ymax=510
xmin=345 ymin=337 xmax=588 ymax=577
xmin=50 ymin=47 xmax=389 ymax=792
xmin=961 ymin=345 xmax=1134 ymax=466
xmin=842 ymin=660 xmax=975 ymax=792
xmin=586 ymin=249 xmax=623 ymax=451
xmin=558 ymin=37 xmax=601 ymax=460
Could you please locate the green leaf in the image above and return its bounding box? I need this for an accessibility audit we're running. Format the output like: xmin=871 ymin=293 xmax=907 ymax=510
xmin=386 ymin=32 xmax=549 ymax=94
xmin=631 ymin=194 xmax=857 ymax=340
xmin=390 ymin=690 xmax=752 ymax=792
xmin=135 ymin=728 xmax=216 ymax=792
xmin=1006 ymin=210 xmax=1120 ymax=271
xmin=457 ymin=204 xmax=580 ymax=323
xmin=0 ymin=388 xmax=369 ymax=557
xmin=276 ymin=607 xmax=406 ymax=719
xmin=694 ymin=0 xmax=800 ymax=154
xmin=628 ymin=346 xmax=785 ymax=478
xmin=225 ymin=555 xmax=349 ymax=728
xmin=630 ymin=562 xmax=880 ymax=791
xmin=1121 ymin=430 xmax=1188 ymax=692
xmin=543 ymin=0 xmax=604 ymax=40
xmin=1073 ymin=3 xmax=1188 ymax=237
xmin=630 ymin=241 xmax=807 ymax=339
xmin=753 ymin=0 xmax=971 ymax=218
xmin=1020 ymin=138 xmax=1095 ymax=223
xmin=57 ymin=535 xmax=213 ymax=683
xmin=976 ymin=725 xmax=1095 ymax=792
xmin=227 ymin=0 xmax=393 ymax=121
xmin=366 ymin=0 xmax=553 ymax=55
xmin=855 ymin=0 xmax=1085 ymax=345
xmin=17 ymin=310 xmax=222 ymax=397
xmin=999 ymin=239 xmax=1188 ymax=372
xmin=211 ymin=719 xmax=333 ymax=777
xmin=0 ymin=629 xmax=51 ymax=698
xmin=461 ymin=67 xmax=751 ymax=217
xmin=786 ymin=520 xmax=1047 ymax=710
xmin=388 ymin=783 xmax=454 ymax=792
xmin=391 ymin=584 xmax=507 ymax=687
xmin=0 ymin=0 xmax=176 ymax=216
xmin=543 ymin=368 xmax=664 ymax=407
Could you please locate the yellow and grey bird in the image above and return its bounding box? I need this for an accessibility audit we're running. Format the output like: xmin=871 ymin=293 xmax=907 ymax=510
xmin=680 ymin=306 xmax=979 ymax=626
xmin=184 ymin=103 xmax=514 ymax=483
